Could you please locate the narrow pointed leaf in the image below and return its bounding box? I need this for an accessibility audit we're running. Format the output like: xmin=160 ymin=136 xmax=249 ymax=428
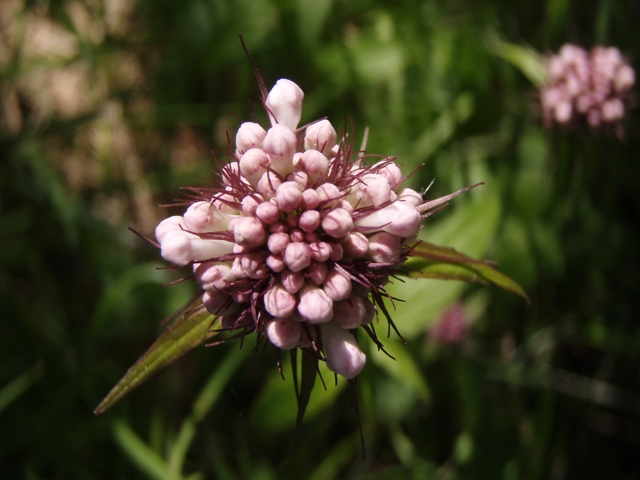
xmin=404 ymin=241 xmax=529 ymax=302
xmin=95 ymin=306 xmax=219 ymax=414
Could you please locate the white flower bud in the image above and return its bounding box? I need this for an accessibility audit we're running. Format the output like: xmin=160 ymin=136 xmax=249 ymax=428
xmin=266 ymin=318 xmax=302 ymax=350
xmin=320 ymin=321 xmax=366 ymax=379
xmin=256 ymin=171 xmax=282 ymax=200
xmin=333 ymin=294 xmax=366 ymax=329
xmin=264 ymin=283 xmax=297 ymax=318
xmin=305 ymin=261 xmax=328 ymax=285
xmin=239 ymin=148 xmax=270 ymax=185
xmin=367 ymin=232 xmax=402 ymax=263
xmin=160 ymin=230 xmax=234 ymax=267
xmin=322 ymin=208 xmax=353 ymax=239
xmin=275 ymin=181 xmax=303 ymax=212
xmin=342 ymin=232 xmax=369 ymax=258
xmin=263 ymin=124 xmax=297 ymax=177
xmin=233 ymin=217 xmax=266 ymax=248
xmin=203 ymin=290 xmax=236 ymax=316
xmin=323 ymin=268 xmax=352 ymax=301
xmin=299 ymin=210 xmax=321 ymax=233
xmin=281 ymin=270 xmax=304 ymax=293
xmin=308 ymin=241 xmax=332 ymax=262
xmin=304 ymin=119 xmax=337 ymax=156
xmin=194 ymin=262 xmax=234 ymax=291
xmin=266 ymin=79 xmax=304 ymax=130
xmin=155 ymin=216 xmax=184 ymax=243
xmin=355 ymin=201 xmax=421 ymax=238
xmin=298 ymin=149 xmax=329 ymax=185
xmin=298 ymin=284 xmax=333 ymax=323
xmin=396 ymin=188 xmax=423 ymax=207
xmin=284 ymin=242 xmax=312 ymax=272
xmin=236 ymin=122 xmax=267 ymax=154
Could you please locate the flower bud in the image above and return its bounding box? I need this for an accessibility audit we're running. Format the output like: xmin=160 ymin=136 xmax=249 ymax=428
xmin=239 ymin=252 xmax=269 ymax=279
xmin=266 ymin=254 xmax=286 ymax=272
xmin=287 ymin=169 xmax=308 ymax=189
xmin=267 ymin=232 xmax=290 ymax=254
xmin=328 ymin=242 xmax=344 ymax=261
xmin=298 ymin=149 xmax=329 ymax=185
xmin=356 ymin=174 xmax=392 ymax=207
xmin=316 ymin=183 xmax=341 ymax=207
xmin=355 ymin=201 xmax=421 ymax=238
xmin=241 ymin=195 xmax=260 ymax=216
xmin=256 ymin=171 xmax=282 ymax=200
xmin=221 ymin=162 xmax=241 ymax=186
xmin=203 ymin=290 xmax=236 ymax=316
xmin=266 ymin=318 xmax=302 ymax=350
xmin=263 ymin=124 xmax=297 ymax=177
xmin=284 ymin=242 xmax=312 ymax=272
xmin=299 ymin=210 xmax=321 ymax=232
xmin=362 ymin=297 xmax=376 ymax=325
xmin=266 ymin=79 xmax=304 ymax=130
xmin=615 ymin=65 xmax=635 ymax=92
xmin=281 ymin=269 xmax=304 ymax=293
xmin=333 ymin=294 xmax=366 ymax=329
xmin=323 ymin=268 xmax=352 ymax=301
xmin=184 ymin=201 xmax=235 ymax=233
xmin=155 ymin=216 xmax=184 ymax=243
xmin=376 ymin=161 xmax=403 ymax=189
xmin=367 ymin=232 xmax=402 ymax=263
xmin=194 ymin=262 xmax=234 ymax=291
xmin=304 ymin=119 xmax=337 ymax=156
xmin=236 ymin=122 xmax=267 ymax=154
xmin=264 ymin=283 xmax=297 ymax=318
xmin=602 ymin=98 xmax=624 ymax=122
xmin=322 ymin=208 xmax=353 ymax=239
xmin=308 ymin=241 xmax=332 ymax=262
xmin=320 ymin=321 xmax=366 ymax=379
xmin=289 ymin=229 xmax=304 ymax=243
xmin=298 ymin=284 xmax=334 ymax=323
xmin=301 ymin=189 xmax=319 ymax=209
xmin=239 ymin=148 xmax=270 ymax=185
xmin=305 ymin=261 xmax=328 ymax=285
xmin=275 ymin=181 xmax=303 ymax=212
xmin=255 ymin=201 xmax=281 ymax=225
xmin=342 ymin=232 xmax=369 ymax=258
xmin=396 ymin=188 xmax=423 ymax=207
xmin=160 ymin=230 xmax=234 ymax=267
xmin=233 ymin=217 xmax=266 ymax=248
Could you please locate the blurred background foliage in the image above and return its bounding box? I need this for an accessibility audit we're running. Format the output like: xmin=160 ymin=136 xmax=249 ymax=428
xmin=1 ymin=0 xmax=640 ymax=478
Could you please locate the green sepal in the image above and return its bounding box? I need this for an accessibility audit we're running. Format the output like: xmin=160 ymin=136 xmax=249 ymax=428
xmin=95 ymin=305 xmax=219 ymax=414
xmin=404 ymin=241 xmax=529 ymax=302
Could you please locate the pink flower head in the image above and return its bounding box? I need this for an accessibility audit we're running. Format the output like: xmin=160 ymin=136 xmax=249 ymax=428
xmin=151 ymin=77 xmax=476 ymax=381
xmin=541 ymin=44 xmax=635 ymax=130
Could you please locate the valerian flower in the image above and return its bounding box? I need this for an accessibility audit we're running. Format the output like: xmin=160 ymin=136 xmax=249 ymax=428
xmin=541 ymin=44 xmax=635 ymax=130
xmin=95 ymin=63 xmax=526 ymax=429
xmin=153 ymin=77 xmax=478 ymax=380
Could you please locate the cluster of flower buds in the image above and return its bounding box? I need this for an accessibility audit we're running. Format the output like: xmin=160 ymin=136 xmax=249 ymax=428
xmin=154 ymin=79 xmax=460 ymax=380
xmin=540 ymin=44 xmax=635 ymax=129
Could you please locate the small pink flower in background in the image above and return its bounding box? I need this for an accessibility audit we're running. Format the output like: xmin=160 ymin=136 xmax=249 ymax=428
xmin=428 ymin=303 xmax=470 ymax=346
xmin=540 ymin=44 xmax=635 ymax=129
xmin=153 ymin=77 xmax=471 ymax=380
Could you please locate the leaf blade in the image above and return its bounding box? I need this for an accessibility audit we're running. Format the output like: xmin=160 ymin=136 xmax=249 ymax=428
xmin=95 ymin=306 xmax=219 ymax=414
xmin=404 ymin=241 xmax=529 ymax=302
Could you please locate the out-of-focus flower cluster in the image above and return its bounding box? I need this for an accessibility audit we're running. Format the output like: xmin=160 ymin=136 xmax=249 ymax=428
xmin=428 ymin=303 xmax=470 ymax=346
xmin=155 ymin=79 xmax=444 ymax=380
xmin=540 ymin=44 xmax=635 ymax=129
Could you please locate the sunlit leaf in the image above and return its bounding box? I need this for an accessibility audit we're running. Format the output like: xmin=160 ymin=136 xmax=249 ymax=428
xmin=95 ymin=306 xmax=219 ymax=414
xmin=403 ymin=241 xmax=529 ymax=302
